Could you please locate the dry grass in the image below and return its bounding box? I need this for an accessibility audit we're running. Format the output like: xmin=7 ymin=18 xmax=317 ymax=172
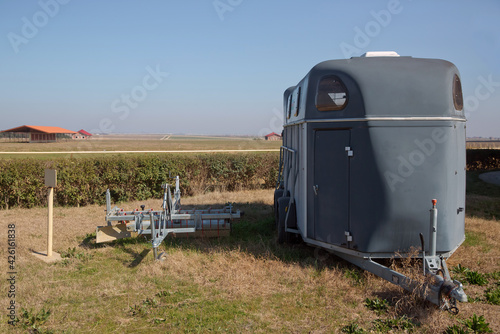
xmin=467 ymin=141 xmax=500 ymax=150
xmin=451 ymin=216 xmax=500 ymax=271
xmin=0 ymin=189 xmax=499 ymax=333
xmin=0 ymin=134 xmax=281 ymax=154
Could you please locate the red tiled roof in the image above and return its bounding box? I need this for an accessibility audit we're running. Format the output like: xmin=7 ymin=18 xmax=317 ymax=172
xmin=1 ymin=125 xmax=77 ymax=134
xmin=265 ymin=132 xmax=281 ymax=137
xmin=78 ymin=129 xmax=92 ymax=136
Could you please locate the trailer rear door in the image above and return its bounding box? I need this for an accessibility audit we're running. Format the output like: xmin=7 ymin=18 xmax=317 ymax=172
xmin=313 ymin=129 xmax=350 ymax=245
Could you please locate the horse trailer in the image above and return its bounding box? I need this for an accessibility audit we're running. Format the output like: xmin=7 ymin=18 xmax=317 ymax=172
xmin=275 ymin=51 xmax=467 ymax=312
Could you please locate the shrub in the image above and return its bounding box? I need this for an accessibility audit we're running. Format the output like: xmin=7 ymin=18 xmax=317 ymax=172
xmin=0 ymin=153 xmax=279 ymax=209
xmin=467 ymin=149 xmax=500 ymax=171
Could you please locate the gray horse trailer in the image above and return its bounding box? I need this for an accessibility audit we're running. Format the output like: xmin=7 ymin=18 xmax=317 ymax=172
xmin=274 ymin=52 xmax=467 ymax=312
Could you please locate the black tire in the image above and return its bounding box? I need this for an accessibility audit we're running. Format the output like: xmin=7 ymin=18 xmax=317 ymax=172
xmin=277 ymin=197 xmax=289 ymax=244
xmin=286 ymin=201 xmax=297 ymax=229
xmin=283 ymin=200 xmax=299 ymax=244
xmin=274 ymin=189 xmax=284 ymax=227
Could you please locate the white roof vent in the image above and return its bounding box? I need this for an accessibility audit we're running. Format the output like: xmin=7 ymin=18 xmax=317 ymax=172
xmin=360 ymin=51 xmax=400 ymax=57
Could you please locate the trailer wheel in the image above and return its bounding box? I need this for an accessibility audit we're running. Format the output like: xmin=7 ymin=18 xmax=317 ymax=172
xmin=277 ymin=197 xmax=298 ymax=244
xmin=277 ymin=197 xmax=289 ymax=244
xmin=274 ymin=189 xmax=284 ymax=227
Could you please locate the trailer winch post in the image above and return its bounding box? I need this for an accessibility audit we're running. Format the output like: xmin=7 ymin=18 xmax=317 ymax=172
xmin=175 ymin=176 xmax=180 ymax=202
xmin=105 ymin=189 xmax=111 ymax=226
xmin=429 ymin=199 xmax=438 ymax=257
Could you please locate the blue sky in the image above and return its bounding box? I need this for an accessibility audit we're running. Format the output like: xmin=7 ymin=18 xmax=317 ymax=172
xmin=0 ymin=0 xmax=499 ymax=137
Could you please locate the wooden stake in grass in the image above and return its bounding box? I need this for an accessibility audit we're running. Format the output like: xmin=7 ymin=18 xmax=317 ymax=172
xmin=45 ymin=169 xmax=57 ymax=257
xmin=32 ymin=169 xmax=62 ymax=262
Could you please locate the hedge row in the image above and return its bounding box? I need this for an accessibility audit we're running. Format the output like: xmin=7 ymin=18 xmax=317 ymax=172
xmin=466 ymin=149 xmax=500 ymax=171
xmin=0 ymin=153 xmax=279 ymax=209
xmin=1 ymin=150 xmax=498 ymax=210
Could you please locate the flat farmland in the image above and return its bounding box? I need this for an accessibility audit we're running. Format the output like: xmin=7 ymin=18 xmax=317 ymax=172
xmin=0 ymin=181 xmax=499 ymax=333
xmin=466 ymin=140 xmax=500 ymax=150
xmin=0 ymin=134 xmax=281 ymax=156
xmin=1 ymin=135 xmax=499 ymax=333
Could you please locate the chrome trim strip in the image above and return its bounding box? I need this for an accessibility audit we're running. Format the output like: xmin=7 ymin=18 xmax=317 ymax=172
xmin=284 ymin=116 xmax=466 ymax=127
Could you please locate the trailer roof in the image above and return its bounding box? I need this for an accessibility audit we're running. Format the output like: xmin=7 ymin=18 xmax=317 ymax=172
xmin=285 ymin=56 xmax=465 ymax=123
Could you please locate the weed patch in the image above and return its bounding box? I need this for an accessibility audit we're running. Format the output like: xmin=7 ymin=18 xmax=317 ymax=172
xmin=465 ymin=270 xmax=489 ymax=286
xmin=484 ymin=286 xmax=500 ymax=305
xmin=463 ymin=314 xmax=493 ymax=333
xmin=364 ymin=297 xmax=389 ymax=315
xmin=14 ymin=307 xmax=52 ymax=333
xmin=445 ymin=324 xmax=470 ymax=334
xmin=341 ymin=322 xmax=365 ymax=333
xmin=60 ymin=247 xmax=93 ymax=262
xmin=344 ymin=267 xmax=365 ymax=286
xmin=372 ymin=315 xmax=416 ymax=332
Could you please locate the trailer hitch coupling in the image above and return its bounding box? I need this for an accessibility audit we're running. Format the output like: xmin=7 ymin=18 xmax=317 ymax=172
xmin=422 ymin=200 xmax=467 ymax=313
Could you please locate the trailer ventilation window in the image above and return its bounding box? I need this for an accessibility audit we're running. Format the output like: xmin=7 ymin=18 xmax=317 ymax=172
xmin=294 ymin=87 xmax=301 ymax=117
xmin=287 ymin=94 xmax=292 ymax=119
xmin=316 ymin=76 xmax=348 ymax=111
xmin=453 ymin=74 xmax=463 ymax=111
xmin=289 ymin=87 xmax=301 ymax=118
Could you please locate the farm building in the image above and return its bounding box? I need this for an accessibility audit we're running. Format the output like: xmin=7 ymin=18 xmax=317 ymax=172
xmin=73 ymin=129 xmax=92 ymax=140
xmin=0 ymin=125 xmax=77 ymax=143
xmin=264 ymin=132 xmax=282 ymax=141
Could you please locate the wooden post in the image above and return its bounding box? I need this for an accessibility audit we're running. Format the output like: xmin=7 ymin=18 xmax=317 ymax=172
xmin=32 ymin=169 xmax=61 ymax=263
xmin=44 ymin=169 xmax=57 ymax=257
xmin=47 ymin=187 xmax=54 ymax=257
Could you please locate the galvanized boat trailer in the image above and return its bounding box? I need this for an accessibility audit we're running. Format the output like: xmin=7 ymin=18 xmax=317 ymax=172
xmin=96 ymin=176 xmax=241 ymax=260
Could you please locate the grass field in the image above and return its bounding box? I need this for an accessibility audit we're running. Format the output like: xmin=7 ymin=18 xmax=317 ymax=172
xmin=2 ymin=135 xmax=498 ymax=154
xmin=466 ymin=140 xmax=500 ymax=150
xmin=0 ymin=174 xmax=499 ymax=333
xmin=0 ymin=134 xmax=281 ymax=155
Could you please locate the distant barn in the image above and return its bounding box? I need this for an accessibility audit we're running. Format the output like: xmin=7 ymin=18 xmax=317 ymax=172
xmin=74 ymin=129 xmax=92 ymax=140
xmin=264 ymin=132 xmax=282 ymax=141
xmin=0 ymin=125 xmax=77 ymax=143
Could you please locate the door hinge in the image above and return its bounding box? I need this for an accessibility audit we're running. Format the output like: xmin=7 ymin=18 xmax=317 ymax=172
xmin=345 ymin=147 xmax=353 ymax=157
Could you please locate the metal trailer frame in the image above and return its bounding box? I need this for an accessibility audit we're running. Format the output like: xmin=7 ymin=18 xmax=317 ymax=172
xmin=97 ymin=176 xmax=241 ymax=259
xmin=275 ymin=53 xmax=468 ymax=313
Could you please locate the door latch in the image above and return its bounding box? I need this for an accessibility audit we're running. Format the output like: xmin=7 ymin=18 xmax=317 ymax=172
xmin=313 ymin=185 xmax=319 ymax=195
